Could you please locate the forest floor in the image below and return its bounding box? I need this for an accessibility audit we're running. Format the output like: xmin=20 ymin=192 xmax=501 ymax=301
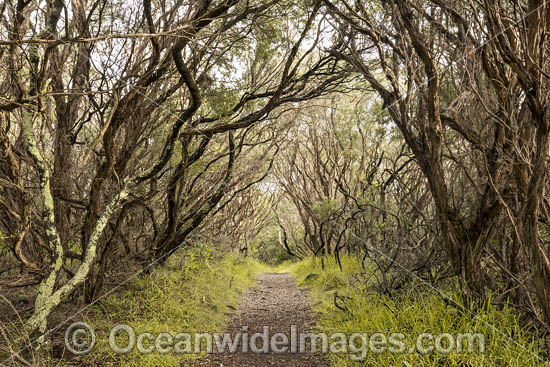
xmin=198 ymin=273 xmax=327 ymax=367
xmin=2 ymin=255 xmax=543 ymax=367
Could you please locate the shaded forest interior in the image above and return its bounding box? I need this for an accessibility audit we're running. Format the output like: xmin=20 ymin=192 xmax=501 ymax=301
xmin=1 ymin=0 xmax=550 ymax=365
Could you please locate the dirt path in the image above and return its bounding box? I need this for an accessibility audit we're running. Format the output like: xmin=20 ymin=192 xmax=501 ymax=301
xmin=198 ymin=273 xmax=327 ymax=367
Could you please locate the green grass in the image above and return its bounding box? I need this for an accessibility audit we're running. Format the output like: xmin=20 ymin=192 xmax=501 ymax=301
xmin=285 ymin=256 xmax=547 ymax=367
xmin=74 ymin=247 xmax=268 ymax=367
xmin=6 ymin=252 xmax=546 ymax=366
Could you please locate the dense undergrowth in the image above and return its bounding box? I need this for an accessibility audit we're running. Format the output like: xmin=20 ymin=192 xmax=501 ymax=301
xmin=282 ymin=256 xmax=548 ymax=367
xmin=66 ymin=247 xmax=267 ymax=367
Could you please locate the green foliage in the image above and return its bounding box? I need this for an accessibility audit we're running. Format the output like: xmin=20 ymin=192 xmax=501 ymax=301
xmin=203 ymin=84 xmax=241 ymax=116
xmin=251 ymin=226 xmax=294 ymax=265
xmin=287 ymin=256 xmax=546 ymax=367
xmin=312 ymin=198 xmax=340 ymax=222
xmin=79 ymin=249 xmax=267 ymax=367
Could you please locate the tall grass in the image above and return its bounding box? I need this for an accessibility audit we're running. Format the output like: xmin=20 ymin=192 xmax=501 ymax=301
xmin=287 ymin=256 xmax=547 ymax=367
xmin=71 ymin=248 xmax=267 ymax=367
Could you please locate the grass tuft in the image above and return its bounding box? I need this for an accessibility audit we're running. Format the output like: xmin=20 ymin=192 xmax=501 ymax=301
xmin=287 ymin=255 xmax=547 ymax=367
xmin=74 ymin=248 xmax=267 ymax=367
